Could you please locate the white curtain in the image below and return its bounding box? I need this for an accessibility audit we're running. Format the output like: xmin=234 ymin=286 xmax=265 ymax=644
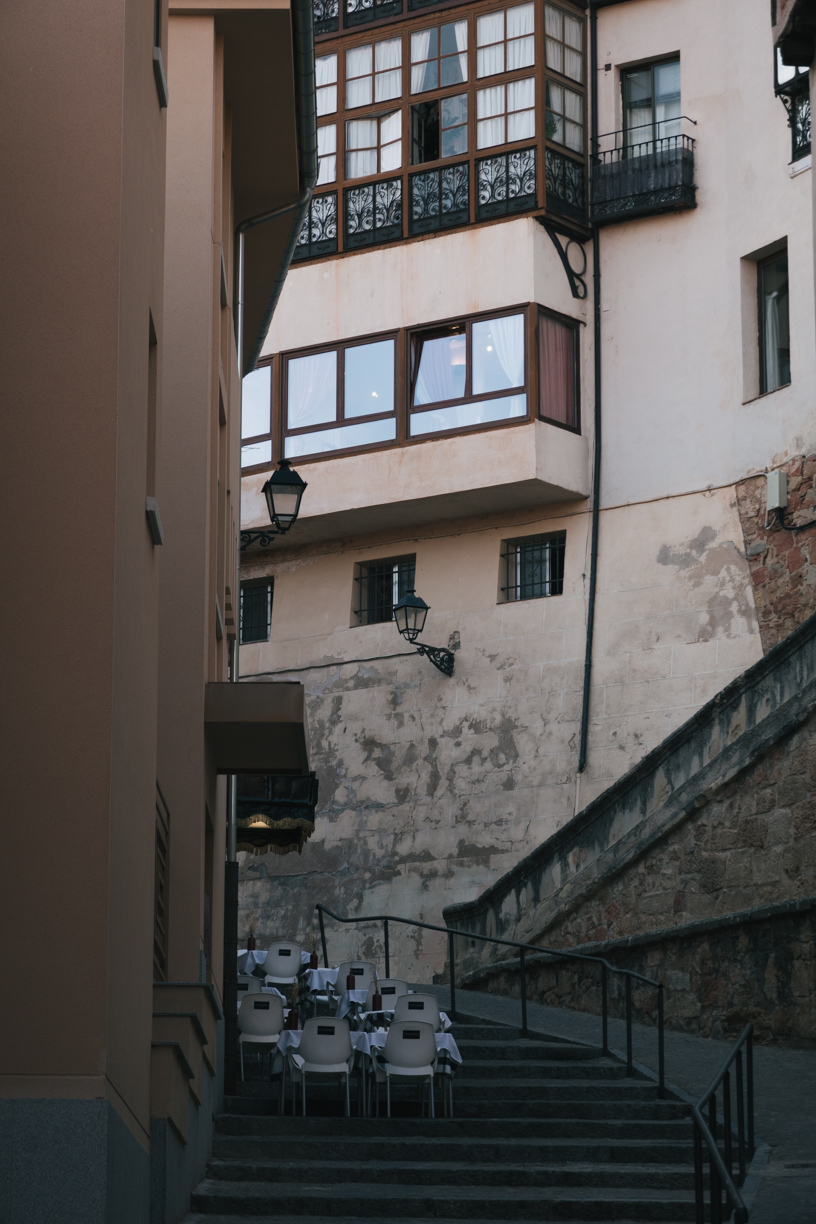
xmin=764 ymin=291 xmax=781 ymax=392
xmin=563 ymin=14 xmax=583 ymax=81
xmin=507 ymin=77 xmax=535 ymax=141
xmin=375 ymin=38 xmax=402 ymax=101
xmin=316 ymin=124 xmax=337 ymax=184
xmin=379 ymin=112 xmax=402 ymax=170
xmin=477 ymin=84 xmax=505 ymax=148
xmin=451 ymin=20 xmax=468 ymax=82
xmin=491 ymin=314 xmax=525 ymax=389
xmin=316 ymin=54 xmax=338 ymax=116
xmin=287 ymin=350 xmax=337 ymax=429
xmin=411 ymin=28 xmax=432 ymax=93
xmin=506 ymin=3 xmax=534 ymax=71
xmin=414 ymin=335 xmax=466 ymax=405
xmin=346 ymin=45 xmax=373 ymax=108
xmin=477 ymin=11 xmax=504 ymax=77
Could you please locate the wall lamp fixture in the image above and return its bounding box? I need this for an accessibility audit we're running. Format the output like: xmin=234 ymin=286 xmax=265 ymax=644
xmin=393 ymin=589 xmax=455 ymax=677
xmin=240 ymin=460 xmax=308 ymax=550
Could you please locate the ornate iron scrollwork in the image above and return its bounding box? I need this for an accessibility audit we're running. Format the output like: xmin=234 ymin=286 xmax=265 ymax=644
xmin=293 ymin=192 xmax=338 ymax=262
xmin=410 ymin=163 xmax=469 ymax=234
xmin=476 ymin=147 xmax=536 ymax=220
xmin=345 ymin=177 xmax=403 ymax=248
xmin=539 ymin=221 xmax=587 ymax=300
xmin=415 ymin=642 xmax=455 ymax=677
xmin=240 ymin=529 xmax=278 ymax=551
xmin=545 ymin=149 xmax=586 ymax=221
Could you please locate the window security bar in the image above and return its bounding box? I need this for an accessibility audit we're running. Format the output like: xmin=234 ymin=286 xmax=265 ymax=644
xmin=240 ymin=580 xmax=273 ymax=643
xmin=501 ymin=532 xmax=565 ymax=602
xmin=355 ymin=556 xmax=416 ymax=625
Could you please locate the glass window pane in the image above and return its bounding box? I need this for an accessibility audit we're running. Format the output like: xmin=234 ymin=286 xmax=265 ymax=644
xmin=411 ymin=393 xmax=527 ymax=435
xmin=477 ymin=116 xmax=505 ymax=148
xmin=375 ymin=38 xmax=402 ymax=70
xmin=564 ymin=46 xmax=582 ymax=81
xmin=412 ymin=61 xmax=437 ymax=93
xmin=347 ymin=118 xmax=377 ymax=147
xmin=654 ymin=60 xmax=681 ymax=138
xmin=347 ymin=45 xmax=373 ymax=77
xmin=441 ymin=21 xmax=467 ymax=54
xmin=472 ymin=314 xmax=525 ymax=393
xmin=287 ymin=350 xmax=337 ymax=428
xmin=285 ymin=417 xmax=396 ymax=457
xmin=760 ymin=255 xmax=791 ymax=393
xmin=413 ymin=333 xmax=467 ymax=404
xmin=539 ymin=314 xmax=575 ymax=426
xmin=507 ymin=34 xmax=534 ymax=70
xmin=508 ymin=108 xmax=535 ymax=141
xmin=376 ymin=69 xmax=402 ymax=101
xmin=242 ymin=439 xmax=272 ymax=467
xmin=345 ymin=339 xmax=395 ymax=417
xmin=316 ymin=53 xmax=338 ymax=85
xmin=545 ymin=37 xmax=563 ymax=74
xmin=442 ymin=93 xmax=468 ymax=128
xmin=477 ymin=11 xmax=503 ymax=45
xmin=477 ymin=44 xmax=504 ymax=77
xmin=564 ymin=13 xmax=582 ymax=50
xmin=316 ymin=85 xmax=337 ymax=116
xmin=544 ymin=4 xmax=562 ymax=39
xmin=242 ymin=366 xmax=271 ymax=439
xmin=380 ymin=111 xmax=401 ymax=143
xmin=507 ymin=3 xmax=534 ymax=37
xmin=380 ymin=139 xmax=402 ymax=171
xmin=412 ymin=28 xmax=438 ymax=61
xmin=441 ymin=125 xmax=468 ymax=156
xmin=441 ymin=52 xmax=468 ymax=87
xmin=347 ymin=77 xmax=372 ymax=108
xmin=508 ymin=76 xmax=535 ymax=111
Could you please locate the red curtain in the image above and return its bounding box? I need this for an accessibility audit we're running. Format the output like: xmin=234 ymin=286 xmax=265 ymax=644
xmin=539 ymin=314 xmax=575 ymax=427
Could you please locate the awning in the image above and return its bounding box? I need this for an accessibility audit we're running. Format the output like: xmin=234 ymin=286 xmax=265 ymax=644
xmin=204 ymin=681 xmax=309 ymax=775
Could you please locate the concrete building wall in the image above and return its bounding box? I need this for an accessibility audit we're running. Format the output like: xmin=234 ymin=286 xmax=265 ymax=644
xmin=238 ymin=0 xmax=814 ymax=979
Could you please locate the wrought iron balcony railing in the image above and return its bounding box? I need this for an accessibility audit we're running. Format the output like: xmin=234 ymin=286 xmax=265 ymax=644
xmin=410 ymin=162 xmax=469 ymax=235
xmin=590 ymin=120 xmax=696 ymax=226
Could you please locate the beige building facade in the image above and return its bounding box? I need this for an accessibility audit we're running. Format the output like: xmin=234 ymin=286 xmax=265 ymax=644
xmin=0 ymin=0 xmax=314 ymax=1220
xmin=239 ymin=0 xmax=816 ymax=980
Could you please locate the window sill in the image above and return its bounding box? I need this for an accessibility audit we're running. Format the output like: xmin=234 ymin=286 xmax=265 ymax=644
xmin=742 ymin=381 xmax=792 ymax=406
xmin=789 ymin=153 xmax=811 ymax=177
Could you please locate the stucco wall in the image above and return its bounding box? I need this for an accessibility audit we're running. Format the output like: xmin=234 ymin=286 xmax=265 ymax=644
xmin=238 ymin=483 xmax=761 ymax=977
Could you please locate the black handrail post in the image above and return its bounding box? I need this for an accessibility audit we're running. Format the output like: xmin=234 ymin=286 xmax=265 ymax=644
xmin=723 ymin=1070 xmax=732 ymax=1181
xmin=448 ymin=930 xmax=457 ymax=1021
xmin=657 ymin=984 xmax=665 ymax=1098
xmin=384 ymin=918 xmax=390 ymax=978
xmin=318 ymin=905 xmax=328 ymax=968
xmin=601 ymin=963 xmax=608 ymax=1055
xmin=735 ymin=1049 xmax=746 ymax=1181
xmin=747 ymin=1028 xmax=754 ymax=1156
xmin=693 ymin=1123 xmax=704 ymax=1224
xmin=519 ymin=947 xmax=528 ymax=1037
xmin=625 ymin=974 xmax=633 ymax=1075
xmin=709 ymin=1095 xmax=721 ymax=1224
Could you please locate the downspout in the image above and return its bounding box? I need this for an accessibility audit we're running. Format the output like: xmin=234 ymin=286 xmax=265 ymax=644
xmin=578 ymin=1 xmax=602 ymax=774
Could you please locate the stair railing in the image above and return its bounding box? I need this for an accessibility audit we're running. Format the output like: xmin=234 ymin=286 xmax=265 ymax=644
xmin=315 ymin=902 xmax=666 ymax=1096
xmin=692 ymin=1023 xmax=754 ymax=1224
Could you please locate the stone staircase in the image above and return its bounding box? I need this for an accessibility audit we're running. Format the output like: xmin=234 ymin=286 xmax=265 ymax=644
xmin=183 ymin=1014 xmax=696 ymax=1222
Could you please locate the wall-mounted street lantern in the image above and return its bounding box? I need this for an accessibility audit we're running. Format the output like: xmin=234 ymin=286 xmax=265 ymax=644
xmin=393 ymin=588 xmax=455 ymax=677
xmin=241 ymin=459 xmax=308 ymax=550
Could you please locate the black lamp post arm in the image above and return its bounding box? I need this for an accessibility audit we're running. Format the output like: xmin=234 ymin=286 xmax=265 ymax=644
xmin=415 ymin=642 xmax=455 ymax=677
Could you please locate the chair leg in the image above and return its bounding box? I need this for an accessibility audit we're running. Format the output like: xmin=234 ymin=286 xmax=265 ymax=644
xmin=280 ymin=1063 xmax=286 ymax=1116
xmin=302 ymin=1072 xmax=306 ymax=1117
xmin=240 ymin=1043 xmax=244 ymax=1082
xmin=429 ymin=1075 xmax=435 ymax=1119
xmin=345 ymin=1073 xmax=350 ymax=1118
xmin=386 ymin=1074 xmax=391 ymax=1119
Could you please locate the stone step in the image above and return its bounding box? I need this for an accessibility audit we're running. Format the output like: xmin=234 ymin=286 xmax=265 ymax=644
xmin=448 ymin=1060 xmax=628 ymax=1079
xmin=206 ymin=1158 xmax=696 ymax=1191
xmin=454 ymin=1042 xmax=604 ymax=1061
xmin=189 ymin=1179 xmax=697 ymax=1220
xmin=184 ymin=1216 xmax=695 ymax=1224
xmin=447 ymin=1079 xmax=660 ymax=1101
xmin=215 ymin=1115 xmax=693 ymax=1140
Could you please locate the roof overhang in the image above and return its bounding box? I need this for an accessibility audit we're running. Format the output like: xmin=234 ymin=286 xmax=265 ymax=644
xmin=774 ymin=0 xmax=816 ymax=65
xmin=204 ymin=681 xmax=309 ymax=774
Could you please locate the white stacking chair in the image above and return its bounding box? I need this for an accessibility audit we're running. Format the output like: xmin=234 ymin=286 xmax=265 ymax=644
xmin=285 ymin=1017 xmax=355 ymax=1117
xmin=371 ymin=1020 xmax=438 ymax=1118
xmin=235 ymin=974 xmax=262 ymax=1017
xmin=330 ymin=961 xmax=377 ymax=1007
xmin=262 ymin=941 xmax=302 ymax=1003
xmin=364 ymin=979 xmax=409 ymax=1012
xmin=393 ymin=993 xmax=443 ymax=1032
xmin=238 ymin=993 xmax=284 ymax=1081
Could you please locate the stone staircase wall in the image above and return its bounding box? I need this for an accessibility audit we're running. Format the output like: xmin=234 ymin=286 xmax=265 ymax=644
xmin=444 ymin=612 xmax=816 ymax=1044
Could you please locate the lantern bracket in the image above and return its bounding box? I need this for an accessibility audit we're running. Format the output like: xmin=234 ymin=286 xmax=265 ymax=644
xmin=240 ymin=529 xmax=280 ymax=550
xmin=415 ymin=642 xmax=455 ymax=677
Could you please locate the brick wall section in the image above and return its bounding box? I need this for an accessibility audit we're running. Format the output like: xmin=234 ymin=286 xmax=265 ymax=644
xmin=736 ymin=452 xmax=816 ymax=651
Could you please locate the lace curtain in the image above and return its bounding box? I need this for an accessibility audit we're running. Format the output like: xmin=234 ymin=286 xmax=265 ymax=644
xmin=287 ymin=350 xmax=337 ymax=429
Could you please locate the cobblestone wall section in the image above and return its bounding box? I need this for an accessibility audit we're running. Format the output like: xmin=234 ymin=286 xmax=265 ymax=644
xmin=736 ymin=452 xmax=816 ymax=652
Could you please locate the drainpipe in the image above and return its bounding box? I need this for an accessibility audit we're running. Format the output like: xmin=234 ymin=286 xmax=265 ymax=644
xmin=224 ymin=0 xmax=317 ymax=1095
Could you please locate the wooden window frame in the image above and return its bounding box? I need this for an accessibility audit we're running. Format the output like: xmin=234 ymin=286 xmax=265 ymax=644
xmin=537 ymin=304 xmax=580 ymax=433
xmin=621 ymin=56 xmax=681 ymax=148
xmin=293 ymin=0 xmax=588 ymax=265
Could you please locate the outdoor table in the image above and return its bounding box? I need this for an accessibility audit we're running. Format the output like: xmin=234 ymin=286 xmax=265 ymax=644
xmin=301 ymin=966 xmax=338 ymax=993
xmin=237 ymin=948 xmax=311 ymax=975
xmin=359 ymin=1009 xmax=453 ymax=1032
xmin=334 ymin=989 xmax=369 ymax=1019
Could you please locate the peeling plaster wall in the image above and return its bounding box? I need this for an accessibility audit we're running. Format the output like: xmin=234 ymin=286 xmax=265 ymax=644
xmin=238 ymin=485 xmax=761 ymax=979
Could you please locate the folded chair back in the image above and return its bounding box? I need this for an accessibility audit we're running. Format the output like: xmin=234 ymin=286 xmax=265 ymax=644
xmin=238 ymin=993 xmax=284 ymax=1037
xmin=365 ymin=978 xmax=409 ymax=1009
xmin=393 ymin=993 xmax=442 ymax=1031
xmin=383 ymin=1020 xmax=437 ymax=1070
xmin=332 ymin=961 xmax=377 ymax=997
xmin=298 ymin=1017 xmax=353 ymax=1065
xmin=264 ymin=940 xmax=302 ymax=982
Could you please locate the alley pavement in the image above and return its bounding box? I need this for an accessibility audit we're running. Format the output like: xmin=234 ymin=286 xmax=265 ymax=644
xmin=422 ymin=983 xmax=816 ymax=1224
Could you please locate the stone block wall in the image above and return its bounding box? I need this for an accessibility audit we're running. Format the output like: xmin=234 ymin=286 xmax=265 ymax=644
xmin=736 ymin=451 xmax=816 ymax=652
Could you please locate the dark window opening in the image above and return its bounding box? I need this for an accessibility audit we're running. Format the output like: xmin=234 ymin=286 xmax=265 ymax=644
xmin=758 ymin=250 xmax=791 ymax=394
xmin=240 ymin=579 xmax=273 ymax=644
xmin=412 ymin=101 xmax=440 ymax=163
xmin=355 ymin=555 xmax=416 ymax=624
xmin=622 ymin=58 xmax=681 ymax=150
xmin=501 ymin=532 xmax=566 ymax=601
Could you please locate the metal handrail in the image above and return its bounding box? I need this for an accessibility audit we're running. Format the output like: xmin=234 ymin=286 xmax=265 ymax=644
xmin=692 ymin=1024 xmax=754 ymax=1224
xmin=315 ymin=902 xmax=665 ymax=1095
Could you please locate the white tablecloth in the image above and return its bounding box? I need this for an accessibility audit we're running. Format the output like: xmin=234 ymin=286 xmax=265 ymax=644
xmin=276 ymin=1028 xmax=460 ymax=1064
xmin=302 ymin=966 xmax=338 ymax=993
xmin=359 ymin=1010 xmax=452 ymax=1032
xmin=334 ymin=989 xmax=369 ymax=1018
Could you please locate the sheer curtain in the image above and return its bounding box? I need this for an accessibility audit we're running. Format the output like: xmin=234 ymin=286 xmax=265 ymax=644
xmin=477 ymin=12 xmax=504 ymax=77
xmin=287 ymin=350 xmax=337 ymax=429
xmin=506 ymin=3 xmax=534 ymax=70
xmin=346 ymin=45 xmax=373 ymax=108
xmin=316 ymin=54 xmax=338 ymax=115
xmin=491 ymin=314 xmax=525 ymax=388
xmin=477 ymin=85 xmax=505 ymax=148
xmin=375 ymin=38 xmax=402 ymax=102
xmin=414 ymin=335 xmax=466 ymax=404
xmin=764 ymin=291 xmax=781 ymax=394
xmin=539 ymin=315 xmax=574 ymax=426
xmin=411 ymin=29 xmax=432 ymax=93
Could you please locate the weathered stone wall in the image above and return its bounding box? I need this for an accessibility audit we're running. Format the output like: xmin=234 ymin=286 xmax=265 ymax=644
xmin=736 ymin=451 xmax=816 ymax=652
xmin=238 ymin=488 xmax=761 ymax=979
xmin=446 ymin=613 xmax=816 ymax=1043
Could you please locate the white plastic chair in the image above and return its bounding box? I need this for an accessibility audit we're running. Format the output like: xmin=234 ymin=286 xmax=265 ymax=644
xmin=285 ymin=1017 xmax=355 ymax=1117
xmin=393 ymin=993 xmax=443 ymax=1032
xmin=372 ymin=1020 xmax=438 ymax=1118
xmin=263 ymin=941 xmax=303 ymax=995
xmin=364 ymin=979 xmax=409 ymax=1012
xmin=330 ymin=961 xmax=377 ymax=1007
xmin=235 ymin=974 xmax=262 ymax=1017
xmin=238 ymin=993 xmax=284 ymax=1081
